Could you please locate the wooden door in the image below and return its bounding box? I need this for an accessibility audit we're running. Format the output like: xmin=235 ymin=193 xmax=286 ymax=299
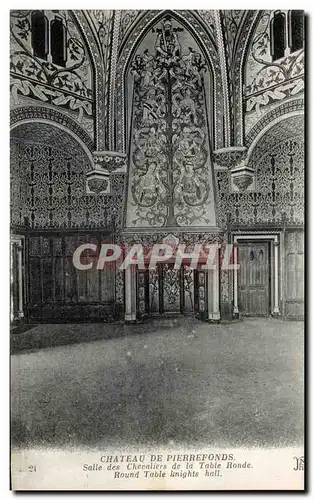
xmin=238 ymin=242 xmax=270 ymax=316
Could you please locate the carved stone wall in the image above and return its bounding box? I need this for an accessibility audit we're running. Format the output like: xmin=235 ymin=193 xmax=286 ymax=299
xmin=9 ymin=10 xmax=305 ymax=323
xmin=125 ymin=16 xmax=217 ymax=229
xmin=11 ymin=123 xmax=124 ymax=230
xmin=10 ymin=10 xmax=94 ymax=140
xmin=244 ymin=10 xmax=304 ymax=136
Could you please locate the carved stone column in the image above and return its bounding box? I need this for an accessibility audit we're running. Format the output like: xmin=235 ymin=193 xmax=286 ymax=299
xmin=11 ymin=239 xmax=24 ymax=321
xmin=273 ymin=241 xmax=280 ymax=315
xmin=17 ymin=244 xmax=24 ymax=319
xmin=10 ymin=241 xmax=14 ymax=323
xmin=124 ymin=265 xmax=137 ymax=322
xmin=233 ymin=241 xmax=239 ymax=317
xmin=207 ymin=262 xmax=220 ymax=321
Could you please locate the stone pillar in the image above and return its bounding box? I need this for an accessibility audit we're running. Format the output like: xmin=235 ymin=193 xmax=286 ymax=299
xmin=124 ymin=266 xmax=137 ymax=322
xmin=233 ymin=242 xmax=239 ymax=317
xmin=207 ymin=254 xmax=220 ymax=321
xmin=17 ymin=244 xmax=24 ymax=319
xmin=10 ymin=242 xmax=14 ymax=323
xmin=11 ymin=240 xmax=24 ymax=321
xmin=273 ymin=241 xmax=280 ymax=315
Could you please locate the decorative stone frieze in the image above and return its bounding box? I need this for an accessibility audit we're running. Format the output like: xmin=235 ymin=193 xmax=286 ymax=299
xmin=213 ymin=146 xmax=247 ymax=168
xmin=86 ymin=151 xmax=127 ymax=195
xmin=93 ymin=151 xmax=127 ymax=173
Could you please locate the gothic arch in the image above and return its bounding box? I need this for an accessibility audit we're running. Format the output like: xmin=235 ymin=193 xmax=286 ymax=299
xmin=10 ymin=106 xmax=94 ymax=164
xmin=10 ymin=10 xmax=103 ymax=152
xmin=10 ymin=120 xmax=99 ymax=230
xmin=246 ymin=97 xmax=304 ymax=149
xmin=232 ymin=10 xmax=261 ymax=146
xmin=71 ymin=10 xmax=106 ymax=150
xmin=113 ymin=10 xmax=226 ymax=153
xmin=247 ymin=113 xmax=304 ymax=168
xmin=123 ymin=15 xmax=219 ymax=229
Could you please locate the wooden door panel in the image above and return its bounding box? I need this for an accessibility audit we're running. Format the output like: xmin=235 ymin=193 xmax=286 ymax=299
xmin=27 ymin=233 xmax=115 ymax=322
xmin=238 ymin=242 xmax=270 ymax=316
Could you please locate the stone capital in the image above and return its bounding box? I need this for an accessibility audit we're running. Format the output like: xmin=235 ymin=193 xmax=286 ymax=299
xmin=93 ymin=151 xmax=127 ymax=173
xmin=86 ymin=169 xmax=110 ymax=195
xmin=213 ymin=146 xmax=247 ymax=168
xmin=86 ymin=151 xmax=128 ymax=195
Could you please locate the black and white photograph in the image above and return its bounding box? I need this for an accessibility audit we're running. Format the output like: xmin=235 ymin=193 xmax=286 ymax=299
xmin=9 ymin=7 xmax=304 ymax=491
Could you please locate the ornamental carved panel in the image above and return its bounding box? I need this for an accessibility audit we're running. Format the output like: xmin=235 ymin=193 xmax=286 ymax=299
xmin=10 ymin=10 xmax=94 ymax=138
xmin=125 ymin=16 xmax=217 ymax=228
xmin=10 ymin=131 xmax=124 ymax=230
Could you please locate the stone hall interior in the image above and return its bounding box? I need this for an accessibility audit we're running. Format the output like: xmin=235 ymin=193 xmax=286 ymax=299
xmin=10 ymin=10 xmax=304 ymax=450
xmin=10 ymin=9 xmax=304 ymax=326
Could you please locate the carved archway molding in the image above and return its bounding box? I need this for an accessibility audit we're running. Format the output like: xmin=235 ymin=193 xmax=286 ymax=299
xmin=247 ymin=108 xmax=304 ymax=164
xmin=113 ymin=9 xmax=226 ymax=154
xmin=214 ymin=11 xmax=231 ymax=147
xmin=10 ymin=107 xmax=94 ymax=166
xmin=232 ymin=10 xmax=260 ymax=146
xmin=71 ymin=10 xmax=106 ymax=151
xmin=246 ymin=98 xmax=304 ymax=150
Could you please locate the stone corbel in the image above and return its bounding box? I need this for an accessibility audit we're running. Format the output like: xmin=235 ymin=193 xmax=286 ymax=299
xmin=213 ymin=146 xmax=247 ymax=169
xmin=231 ymin=160 xmax=255 ymax=192
xmin=86 ymin=151 xmax=127 ymax=195
xmin=213 ymin=146 xmax=255 ymax=192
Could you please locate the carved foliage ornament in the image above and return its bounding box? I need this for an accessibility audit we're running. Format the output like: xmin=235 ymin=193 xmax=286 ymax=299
xmin=245 ymin=11 xmax=304 ymax=114
xmin=10 ymin=10 xmax=94 ymax=124
xmin=213 ymin=146 xmax=247 ymax=168
xmin=232 ymin=174 xmax=254 ymax=191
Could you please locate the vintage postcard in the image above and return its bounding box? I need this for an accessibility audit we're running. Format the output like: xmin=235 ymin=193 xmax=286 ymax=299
xmin=10 ymin=8 xmax=304 ymax=490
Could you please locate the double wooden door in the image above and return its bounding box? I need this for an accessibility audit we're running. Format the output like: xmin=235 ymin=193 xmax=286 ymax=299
xmin=238 ymin=241 xmax=270 ymax=316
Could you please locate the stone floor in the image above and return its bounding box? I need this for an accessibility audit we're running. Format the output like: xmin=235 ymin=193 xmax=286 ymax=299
xmin=11 ymin=318 xmax=304 ymax=450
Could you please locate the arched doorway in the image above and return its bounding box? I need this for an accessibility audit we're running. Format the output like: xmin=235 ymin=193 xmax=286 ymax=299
xmin=10 ymin=121 xmax=116 ymax=323
xmin=232 ymin=115 xmax=304 ymax=319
